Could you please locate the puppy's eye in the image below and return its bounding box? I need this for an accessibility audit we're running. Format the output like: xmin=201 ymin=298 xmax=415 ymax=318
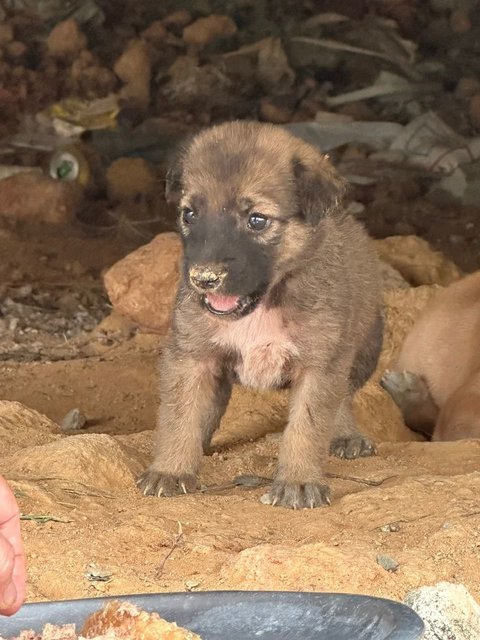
xmin=181 ymin=207 xmax=197 ymax=225
xmin=247 ymin=212 xmax=270 ymax=231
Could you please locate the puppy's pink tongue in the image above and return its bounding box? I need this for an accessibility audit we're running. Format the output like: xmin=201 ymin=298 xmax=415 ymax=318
xmin=206 ymin=293 xmax=239 ymax=312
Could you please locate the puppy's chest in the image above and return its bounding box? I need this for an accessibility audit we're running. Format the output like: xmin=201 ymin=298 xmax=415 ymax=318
xmin=211 ymin=306 xmax=299 ymax=389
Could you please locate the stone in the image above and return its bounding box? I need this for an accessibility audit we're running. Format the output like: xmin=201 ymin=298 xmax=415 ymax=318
xmin=106 ymin=157 xmax=156 ymax=202
xmin=0 ymin=22 xmax=13 ymax=45
xmin=6 ymin=40 xmax=27 ymax=58
xmin=183 ymin=15 xmax=237 ymax=48
xmin=455 ymin=77 xmax=480 ymax=99
xmin=46 ymin=19 xmax=87 ymax=59
xmin=374 ymin=236 xmax=463 ymax=286
xmin=353 ymin=285 xmax=440 ymax=443
xmin=259 ymin=98 xmax=292 ymax=124
xmin=221 ymin=542 xmax=387 ymax=591
xmin=60 ymin=408 xmax=87 ymax=432
xmin=450 ymin=7 xmax=471 ymax=33
xmin=379 ymin=260 xmax=410 ymax=291
xmin=0 ymin=173 xmax=82 ymax=225
xmin=163 ymin=9 xmax=192 ymax=30
xmin=405 ymin=582 xmax=480 ymax=640
xmin=376 ymin=554 xmax=399 ymax=572
xmin=469 ymin=94 xmax=480 ymax=130
xmin=114 ymin=39 xmax=152 ymax=107
xmin=3 ymin=433 xmax=141 ymax=492
xmin=141 ymin=20 xmax=167 ymax=44
xmin=103 ymin=232 xmax=182 ymax=333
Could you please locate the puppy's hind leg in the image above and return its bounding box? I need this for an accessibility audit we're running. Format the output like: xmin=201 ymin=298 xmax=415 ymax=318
xmin=330 ymin=396 xmax=376 ymax=459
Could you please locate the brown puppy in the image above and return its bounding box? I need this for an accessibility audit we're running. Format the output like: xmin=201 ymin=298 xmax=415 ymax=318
xmin=382 ymin=270 xmax=480 ymax=441
xmin=137 ymin=121 xmax=383 ymax=509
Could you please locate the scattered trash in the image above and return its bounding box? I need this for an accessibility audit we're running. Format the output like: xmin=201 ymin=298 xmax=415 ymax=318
xmin=390 ymin=111 xmax=480 ymax=174
xmin=284 ymin=120 xmax=403 ymax=153
xmin=60 ymin=408 xmax=87 ymax=432
xmin=3 ymin=0 xmax=104 ymax=27
xmin=48 ymin=96 xmax=119 ymax=133
xmin=0 ymin=165 xmax=42 ymax=180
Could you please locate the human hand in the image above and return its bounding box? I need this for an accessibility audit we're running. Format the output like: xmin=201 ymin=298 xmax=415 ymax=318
xmin=0 ymin=477 xmax=26 ymax=615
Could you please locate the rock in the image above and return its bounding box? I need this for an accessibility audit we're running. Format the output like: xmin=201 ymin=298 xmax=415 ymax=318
xmin=92 ymin=311 xmax=136 ymax=340
xmin=3 ymin=433 xmax=141 ymax=492
xmin=106 ymin=157 xmax=156 ymax=202
xmin=0 ymin=401 xmax=60 ymax=458
xmin=353 ymin=285 xmax=440 ymax=443
xmin=259 ymin=98 xmax=292 ymax=124
xmin=0 ymin=173 xmax=82 ymax=225
xmin=374 ymin=236 xmax=463 ymax=286
xmin=69 ymin=51 xmax=117 ymax=99
xmin=393 ymin=221 xmax=417 ymax=236
xmin=103 ymin=232 xmax=182 ymax=333
xmin=114 ymin=39 xmax=152 ymax=107
xmin=141 ymin=20 xmax=167 ymax=44
xmin=164 ymin=55 xmax=232 ymax=107
xmin=450 ymin=7 xmax=471 ymax=33
xmin=256 ymin=37 xmax=295 ymax=94
xmin=380 ymin=286 xmax=441 ymax=368
xmin=6 ymin=40 xmax=26 ymax=58
xmin=455 ymin=77 xmax=480 ymax=99
xmin=379 ymin=260 xmax=410 ymax=291
xmin=46 ymin=19 xmax=87 ymax=59
xmin=221 ymin=542 xmax=386 ymax=591
xmin=405 ymin=582 xmax=480 ymax=640
xmin=469 ymin=94 xmax=480 ymax=130
xmin=376 ymin=554 xmax=399 ymax=572
xmin=163 ymin=9 xmax=192 ymax=30
xmin=183 ymin=15 xmax=237 ymax=48
xmin=60 ymin=408 xmax=87 ymax=432
xmin=0 ymin=23 xmax=14 ymax=45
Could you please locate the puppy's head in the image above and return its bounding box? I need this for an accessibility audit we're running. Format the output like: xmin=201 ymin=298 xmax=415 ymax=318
xmin=166 ymin=121 xmax=345 ymax=319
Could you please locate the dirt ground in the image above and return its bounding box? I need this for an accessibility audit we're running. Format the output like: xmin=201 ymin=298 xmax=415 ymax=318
xmin=0 ymin=223 xmax=479 ymax=608
xmin=0 ymin=0 xmax=479 ymax=616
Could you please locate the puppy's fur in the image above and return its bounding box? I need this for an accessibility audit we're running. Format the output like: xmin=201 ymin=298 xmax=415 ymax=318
xmin=138 ymin=121 xmax=383 ymax=509
xmin=382 ymin=270 xmax=480 ymax=441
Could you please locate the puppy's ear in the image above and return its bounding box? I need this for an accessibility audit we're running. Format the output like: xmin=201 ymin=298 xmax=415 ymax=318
xmin=164 ymin=153 xmax=184 ymax=205
xmin=165 ymin=133 xmax=196 ymax=204
xmin=292 ymin=157 xmax=346 ymax=225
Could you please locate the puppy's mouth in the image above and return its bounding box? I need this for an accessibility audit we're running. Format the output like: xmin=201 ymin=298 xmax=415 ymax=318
xmin=201 ymin=292 xmax=261 ymax=318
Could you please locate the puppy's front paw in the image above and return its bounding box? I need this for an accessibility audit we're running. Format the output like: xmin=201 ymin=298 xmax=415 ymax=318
xmin=330 ymin=435 xmax=376 ymax=459
xmin=137 ymin=469 xmax=198 ymax=497
xmin=260 ymin=481 xmax=331 ymax=509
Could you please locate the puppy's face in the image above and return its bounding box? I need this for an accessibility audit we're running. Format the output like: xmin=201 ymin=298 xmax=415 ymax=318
xmin=166 ymin=121 xmax=345 ymax=319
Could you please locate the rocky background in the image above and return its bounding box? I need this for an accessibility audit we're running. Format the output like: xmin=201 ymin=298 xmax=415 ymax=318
xmin=0 ymin=0 xmax=479 ymax=616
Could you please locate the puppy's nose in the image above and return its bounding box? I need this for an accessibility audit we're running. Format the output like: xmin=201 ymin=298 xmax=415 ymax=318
xmin=189 ymin=265 xmax=227 ymax=291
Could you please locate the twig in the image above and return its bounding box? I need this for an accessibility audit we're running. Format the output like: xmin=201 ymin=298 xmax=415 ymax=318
xmin=326 ymin=472 xmax=396 ymax=487
xmin=156 ymin=522 xmax=184 ymax=578
xmin=372 ymin=513 xmax=435 ymax=531
xmin=20 ymin=513 xmax=72 ymax=524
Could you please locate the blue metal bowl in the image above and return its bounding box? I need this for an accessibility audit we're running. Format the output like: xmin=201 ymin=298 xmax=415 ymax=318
xmin=1 ymin=591 xmax=424 ymax=639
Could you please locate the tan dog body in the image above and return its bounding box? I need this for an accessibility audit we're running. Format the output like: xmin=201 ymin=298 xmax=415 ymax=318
xmin=383 ymin=270 xmax=480 ymax=440
xmin=138 ymin=122 xmax=383 ymax=508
